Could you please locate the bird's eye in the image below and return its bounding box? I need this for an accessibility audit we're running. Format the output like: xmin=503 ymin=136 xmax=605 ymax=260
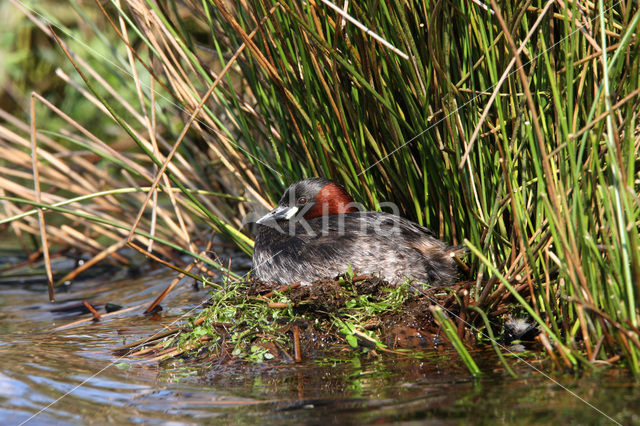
xmin=297 ymin=197 xmax=307 ymax=205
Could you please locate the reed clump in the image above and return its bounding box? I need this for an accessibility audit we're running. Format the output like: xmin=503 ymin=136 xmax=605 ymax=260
xmin=1 ymin=1 xmax=639 ymax=374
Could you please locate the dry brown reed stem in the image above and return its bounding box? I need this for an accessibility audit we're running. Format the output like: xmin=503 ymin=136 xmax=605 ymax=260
xmin=118 ymin=173 xmax=194 ymax=245
xmin=298 ymin=3 xmax=373 ymax=200
xmin=267 ymin=302 xmax=291 ymax=309
xmin=1 ymin=128 xmax=107 ymax=211
xmin=55 ymin=240 xmax=129 ymax=286
xmin=317 ymin=0 xmax=408 ymax=59
xmin=576 ymin=305 xmax=593 ymax=361
xmin=0 ymin=165 xmax=157 ymax=251
xmin=591 ymin=334 xmax=606 ymax=362
xmin=293 ymin=325 xmax=302 ymax=362
xmin=210 ymin=0 xmax=299 ymax=116
xmin=262 ymin=282 xmax=302 ymax=299
xmin=113 ymin=315 xmax=226 ymax=355
xmin=271 ymin=340 xmax=294 ymax=363
xmin=571 ymin=87 xmax=640 ymax=139
xmin=0 ymin=129 xmax=92 ymax=195
xmin=190 ymin=237 xmax=216 ymax=279
xmin=30 ymin=94 xmax=54 ymax=301
xmin=569 ymin=298 xmax=640 ymax=351
xmin=114 ymin=327 xmax=184 ymax=353
xmin=558 ymin=43 xmax=620 ymax=73
xmin=555 ymin=2 xmax=596 ymax=42
xmin=139 ymin=338 xmax=211 ymax=363
xmin=82 ymin=301 xmax=102 ymax=320
xmin=60 ymin=225 xmax=123 ymax=261
xmin=125 ymin=343 xmax=163 ymax=358
xmin=51 ymin=305 xmax=142 ymax=332
xmin=555 ymin=340 xmax=574 ymax=369
xmin=8 ymin=0 xmax=163 ymax=185
xmin=536 ymin=332 xmax=562 ymax=369
xmin=145 ymin=262 xmax=198 ymax=314
xmin=482 ymin=198 xmax=569 ymax=308
xmin=126 ymin=241 xmax=203 ymax=281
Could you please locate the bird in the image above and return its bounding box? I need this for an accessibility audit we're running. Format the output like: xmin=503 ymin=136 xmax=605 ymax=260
xmin=252 ymin=177 xmax=458 ymax=286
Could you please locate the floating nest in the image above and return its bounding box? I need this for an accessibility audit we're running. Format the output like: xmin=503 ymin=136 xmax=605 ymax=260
xmin=115 ymin=274 xmax=536 ymax=365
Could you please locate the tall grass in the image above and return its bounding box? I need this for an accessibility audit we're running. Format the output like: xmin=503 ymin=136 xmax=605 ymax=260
xmin=2 ymin=0 xmax=639 ymax=373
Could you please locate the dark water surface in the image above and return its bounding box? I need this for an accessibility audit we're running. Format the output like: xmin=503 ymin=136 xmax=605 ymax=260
xmin=1 ymin=268 xmax=639 ymax=425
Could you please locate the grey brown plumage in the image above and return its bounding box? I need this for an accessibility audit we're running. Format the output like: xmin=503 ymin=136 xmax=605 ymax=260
xmin=252 ymin=178 xmax=458 ymax=286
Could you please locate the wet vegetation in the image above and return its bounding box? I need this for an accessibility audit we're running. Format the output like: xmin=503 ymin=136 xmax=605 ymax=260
xmin=118 ymin=275 xmax=489 ymax=371
xmin=1 ymin=0 xmax=640 ymax=378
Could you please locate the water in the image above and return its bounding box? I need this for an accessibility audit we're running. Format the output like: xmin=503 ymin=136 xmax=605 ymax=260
xmin=1 ymin=267 xmax=639 ymax=424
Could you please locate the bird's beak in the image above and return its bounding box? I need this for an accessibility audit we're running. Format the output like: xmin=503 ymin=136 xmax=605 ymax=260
xmin=256 ymin=205 xmax=299 ymax=224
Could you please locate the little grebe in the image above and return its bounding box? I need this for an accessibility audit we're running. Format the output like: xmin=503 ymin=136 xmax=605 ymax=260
xmin=252 ymin=177 xmax=458 ymax=286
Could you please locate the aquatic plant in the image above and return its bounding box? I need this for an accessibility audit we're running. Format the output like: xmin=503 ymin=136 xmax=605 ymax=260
xmin=117 ymin=273 xmax=458 ymax=366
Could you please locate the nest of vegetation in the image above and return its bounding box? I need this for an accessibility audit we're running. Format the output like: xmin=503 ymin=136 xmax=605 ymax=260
xmin=115 ymin=273 xmax=538 ymax=365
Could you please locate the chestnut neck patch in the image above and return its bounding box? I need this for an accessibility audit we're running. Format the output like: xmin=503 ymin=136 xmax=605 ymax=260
xmin=303 ymin=183 xmax=358 ymax=219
